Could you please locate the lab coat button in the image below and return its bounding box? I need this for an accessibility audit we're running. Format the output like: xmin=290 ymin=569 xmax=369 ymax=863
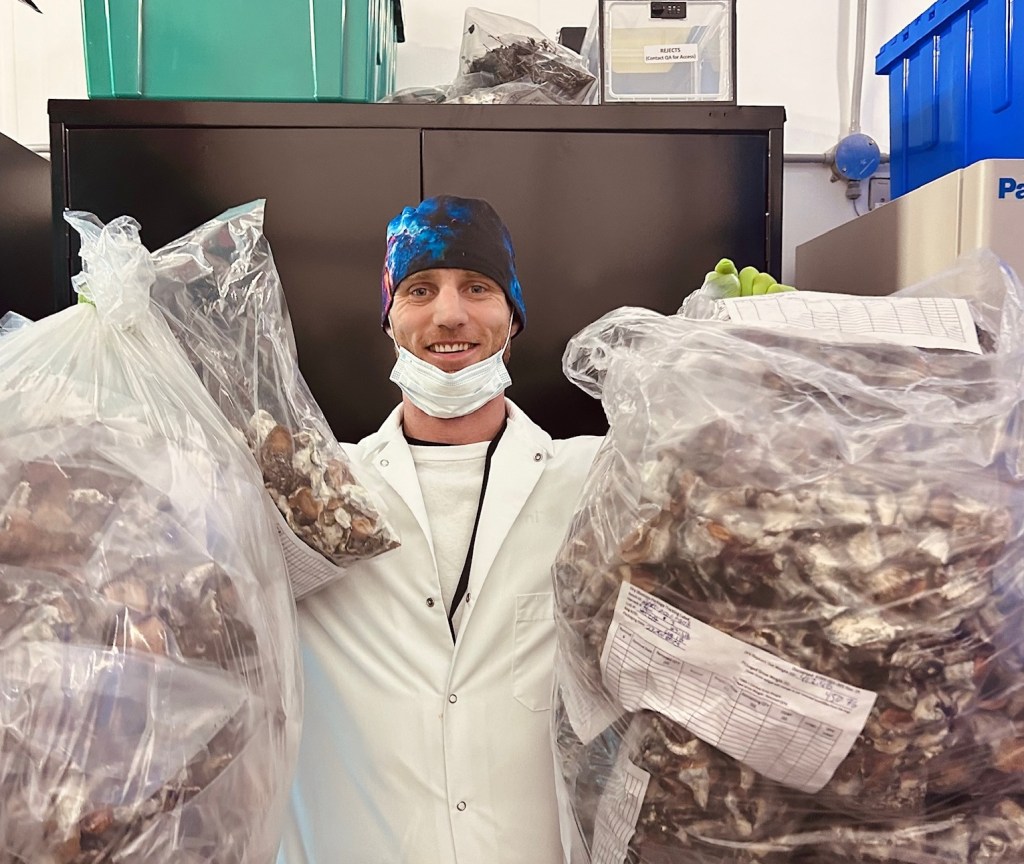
xmin=380 ymin=458 xmax=389 ymax=467
xmin=426 ymin=597 xmax=435 ymax=608
xmin=448 ymin=693 xmax=458 ymax=703
xmin=456 ymin=801 xmax=467 ymax=812
xmin=533 ymin=452 xmax=542 ymax=462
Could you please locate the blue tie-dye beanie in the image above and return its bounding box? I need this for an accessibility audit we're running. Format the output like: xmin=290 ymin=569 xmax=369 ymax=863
xmin=381 ymin=195 xmax=526 ymax=334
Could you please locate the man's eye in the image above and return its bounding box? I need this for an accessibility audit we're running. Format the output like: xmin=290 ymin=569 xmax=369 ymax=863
xmin=409 ymin=286 xmax=428 ymax=297
xmin=469 ymin=284 xmax=490 ymax=294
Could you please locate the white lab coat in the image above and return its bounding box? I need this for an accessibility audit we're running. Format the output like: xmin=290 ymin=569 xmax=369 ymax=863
xmin=277 ymin=399 xmax=602 ymax=864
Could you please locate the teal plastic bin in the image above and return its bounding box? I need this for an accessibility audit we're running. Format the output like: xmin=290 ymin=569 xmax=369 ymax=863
xmin=81 ymin=0 xmax=401 ymax=101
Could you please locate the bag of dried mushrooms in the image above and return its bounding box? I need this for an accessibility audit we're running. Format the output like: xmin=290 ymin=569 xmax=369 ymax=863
xmin=553 ymin=250 xmax=1024 ymax=863
xmin=149 ymin=200 xmax=399 ymax=597
xmin=0 ymin=213 xmax=301 ymax=864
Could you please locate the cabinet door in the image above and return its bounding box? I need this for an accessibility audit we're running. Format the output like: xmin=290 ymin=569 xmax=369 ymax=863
xmin=61 ymin=127 xmax=420 ymax=441
xmin=0 ymin=133 xmax=51 ymax=320
xmin=423 ymin=129 xmax=772 ymax=438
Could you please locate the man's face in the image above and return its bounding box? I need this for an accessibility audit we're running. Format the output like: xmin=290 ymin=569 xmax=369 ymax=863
xmin=388 ymin=268 xmax=518 ymax=372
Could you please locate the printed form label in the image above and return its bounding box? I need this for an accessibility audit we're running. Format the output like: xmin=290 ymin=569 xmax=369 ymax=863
xmin=555 ymin=649 xmax=624 ymax=744
xmin=591 ymin=758 xmax=651 ymax=864
xmin=600 ymin=583 xmax=877 ymax=793
xmin=722 ymin=292 xmax=982 ymax=354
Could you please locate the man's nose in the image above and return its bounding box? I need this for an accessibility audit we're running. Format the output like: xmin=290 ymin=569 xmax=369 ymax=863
xmin=432 ymin=286 xmax=468 ymax=327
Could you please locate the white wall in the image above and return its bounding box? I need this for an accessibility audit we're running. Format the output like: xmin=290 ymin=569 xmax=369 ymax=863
xmin=0 ymin=0 xmax=85 ymax=150
xmin=1 ymin=0 xmax=934 ymax=281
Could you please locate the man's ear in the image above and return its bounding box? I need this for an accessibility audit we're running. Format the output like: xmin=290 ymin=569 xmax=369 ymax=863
xmin=507 ymin=303 xmax=522 ymax=338
xmin=384 ymin=317 xmax=401 ymax=357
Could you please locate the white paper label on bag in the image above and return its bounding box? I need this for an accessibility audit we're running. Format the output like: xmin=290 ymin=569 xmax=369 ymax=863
xmin=644 ymin=43 xmax=698 ymax=64
xmin=591 ymin=756 xmax=651 ymax=864
xmin=721 ymin=291 xmax=982 ymax=354
xmin=599 ymin=583 xmax=877 ymax=793
xmin=555 ymin=650 xmax=624 ymax=745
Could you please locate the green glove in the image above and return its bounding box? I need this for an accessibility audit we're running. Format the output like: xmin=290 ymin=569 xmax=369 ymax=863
xmin=701 ymin=258 xmax=797 ymax=299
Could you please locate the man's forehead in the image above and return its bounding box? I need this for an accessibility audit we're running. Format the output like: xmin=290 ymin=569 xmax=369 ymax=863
xmin=397 ymin=268 xmax=501 ymax=289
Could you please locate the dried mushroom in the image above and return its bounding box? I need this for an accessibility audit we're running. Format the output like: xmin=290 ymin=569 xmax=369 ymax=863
xmin=554 ymin=262 xmax=1024 ymax=862
xmin=0 ymin=447 xmax=282 ymax=864
xmin=250 ymin=409 xmax=399 ymax=565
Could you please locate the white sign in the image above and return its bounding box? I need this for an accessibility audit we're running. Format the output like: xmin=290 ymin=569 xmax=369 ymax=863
xmin=643 ymin=43 xmax=698 ymax=64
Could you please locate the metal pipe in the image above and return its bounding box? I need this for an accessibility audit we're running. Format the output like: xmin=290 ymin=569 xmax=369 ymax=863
xmin=849 ymin=0 xmax=868 ymax=134
xmin=785 ymin=151 xmax=889 ymax=164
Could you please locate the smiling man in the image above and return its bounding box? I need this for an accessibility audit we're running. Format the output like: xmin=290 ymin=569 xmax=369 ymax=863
xmin=277 ymin=195 xmax=603 ymax=864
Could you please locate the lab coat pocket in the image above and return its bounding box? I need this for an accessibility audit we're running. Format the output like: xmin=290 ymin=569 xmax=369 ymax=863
xmin=513 ymin=592 xmax=557 ymax=711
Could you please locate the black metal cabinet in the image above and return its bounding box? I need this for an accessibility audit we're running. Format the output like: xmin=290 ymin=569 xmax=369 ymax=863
xmin=49 ymin=101 xmax=784 ymax=440
xmin=422 ymin=127 xmax=774 ymax=436
xmin=0 ymin=133 xmax=52 ymax=321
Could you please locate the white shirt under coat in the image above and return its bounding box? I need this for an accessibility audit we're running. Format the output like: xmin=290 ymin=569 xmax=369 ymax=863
xmin=277 ymin=399 xmax=602 ymax=864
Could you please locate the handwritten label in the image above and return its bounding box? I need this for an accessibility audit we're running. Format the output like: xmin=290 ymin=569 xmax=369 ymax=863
xmin=599 ymin=583 xmax=877 ymax=793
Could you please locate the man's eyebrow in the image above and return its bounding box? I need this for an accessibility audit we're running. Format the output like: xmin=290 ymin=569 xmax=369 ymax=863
xmin=397 ymin=279 xmax=432 ymax=291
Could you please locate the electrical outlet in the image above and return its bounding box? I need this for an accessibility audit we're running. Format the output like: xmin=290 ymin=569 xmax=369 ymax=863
xmin=868 ymin=176 xmax=891 ymax=210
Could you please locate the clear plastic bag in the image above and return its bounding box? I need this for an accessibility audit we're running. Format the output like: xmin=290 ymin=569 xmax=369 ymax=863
xmin=379 ymin=7 xmax=596 ymax=106
xmin=0 ymin=311 xmax=32 ymax=337
xmin=378 ymin=85 xmax=449 ymax=104
xmin=148 ymin=200 xmax=399 ymax=584
xmin=553 ymin=251 xmax=1024 ymax=862
xmin=0 ymin=213 xmax=301 ymax=864
xmin=456 ymin=7 xmax=596 ymax=103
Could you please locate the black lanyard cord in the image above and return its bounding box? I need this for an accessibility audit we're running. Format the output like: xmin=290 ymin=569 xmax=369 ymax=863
xmin=447 ymin=420 xmax=507 ymax=642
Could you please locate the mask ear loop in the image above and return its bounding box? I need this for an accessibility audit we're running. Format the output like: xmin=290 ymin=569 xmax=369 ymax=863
xmin=501 ymin=313 xmax=514 ymax=353
xmin=387 ymin=315 xmax=403 ymax=354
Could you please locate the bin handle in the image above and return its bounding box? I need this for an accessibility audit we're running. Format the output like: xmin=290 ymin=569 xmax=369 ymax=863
xmin=311 ymin=0 xmax=346 ymax=99
xmin=904 ymin=36 xmax=940 ymax=155
xmin=108 ymin=0 xmax=142 ymax=97
xmin=991 ymin=0 xmax=1012 ymax=113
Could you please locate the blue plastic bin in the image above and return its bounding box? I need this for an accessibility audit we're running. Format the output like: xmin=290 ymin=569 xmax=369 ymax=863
xmin=876 ymin=0 xmax=1024 ymax=197
xmin=81 ymin=0 xmax=401 ymax=102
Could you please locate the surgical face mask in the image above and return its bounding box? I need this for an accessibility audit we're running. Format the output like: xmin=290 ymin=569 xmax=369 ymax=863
xmin=388 ymin=316 xmax=513 ymax=419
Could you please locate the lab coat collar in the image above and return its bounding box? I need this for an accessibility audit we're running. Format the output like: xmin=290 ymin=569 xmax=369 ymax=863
xmin=360 ymin=404 xmax=436 ymax=568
